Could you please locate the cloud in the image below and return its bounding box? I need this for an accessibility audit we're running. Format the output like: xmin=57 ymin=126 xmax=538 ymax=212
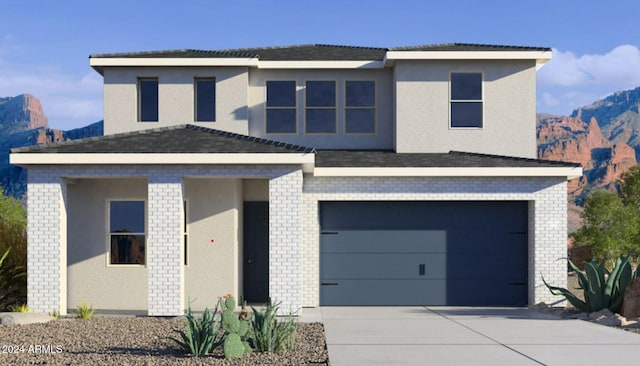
xmin=538 ymin=45 xmax=640 ymax=90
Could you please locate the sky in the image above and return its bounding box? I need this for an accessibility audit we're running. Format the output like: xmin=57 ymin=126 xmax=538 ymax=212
xmin=1 ymin=0 xmax=639 ymax=130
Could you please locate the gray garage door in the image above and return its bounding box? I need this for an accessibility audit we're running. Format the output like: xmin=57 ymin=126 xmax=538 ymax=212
xmin=320 ymin=201 xmax=528 ymax=306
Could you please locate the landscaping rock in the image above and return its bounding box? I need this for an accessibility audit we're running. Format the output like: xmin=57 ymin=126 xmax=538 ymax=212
xmin=593 ymin=313 xmax=623 ymax=327
xmin=588 ymin=308 xmax=614 ymax=320
xmin=622 ymin=320 xmax=640 ymax=329
xmin=621 ymin=278 xmax=640 ymax=318
xmin=0 ymin=312 xmax=55 ymax=325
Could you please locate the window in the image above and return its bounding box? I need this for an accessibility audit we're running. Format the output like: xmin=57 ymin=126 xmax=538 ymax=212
xmin=266 ymin=81 xmax=296 ymax=133
xmin=109 ymin=201 xmax=145 ymax=265
xmin=450 ymin=73 xmax=483 ymax=128
xmin=183 ymin=200 xmax=188 ymax=266
xmin=345 ymin=81 xmax=376 ymax=133
xmin=305 ymin=81 xmax=336 ymax=134
xmin=138 ymin=78 xmax=158 ymax=122
xmin=195 ymin=78 xmax=216 ymax=121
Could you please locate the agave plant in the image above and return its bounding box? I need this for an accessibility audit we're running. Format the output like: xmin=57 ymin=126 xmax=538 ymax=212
xmin=166 ymin=303 xmax=224 ymax=357
xmin=543 ymin=255 xmax=638 ymax=313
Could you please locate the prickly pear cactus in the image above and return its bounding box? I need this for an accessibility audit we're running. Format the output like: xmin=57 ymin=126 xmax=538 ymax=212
xmin=219 ymin=295 xmax=253 ymax=358
xmin=223 ymin=333 xmax=245 ymax=359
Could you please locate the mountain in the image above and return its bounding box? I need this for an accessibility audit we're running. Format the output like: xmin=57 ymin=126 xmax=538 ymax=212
xmin=537 ymin=86 xmax=640 ymax=231
xmin=0 ymin=94 xmax=103 ymax=198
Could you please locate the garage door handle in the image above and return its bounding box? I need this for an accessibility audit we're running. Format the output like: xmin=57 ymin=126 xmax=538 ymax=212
xmin=321 ymin=282 xmax=339 ymax=286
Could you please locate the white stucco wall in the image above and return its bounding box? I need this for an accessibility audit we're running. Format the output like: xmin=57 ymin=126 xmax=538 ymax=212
xmin=184 ymin=178 xmax=242 ymax=310
xmin=66 ymin=178 xmax=148 ymax=311
xmin=103 ymin=67 xmax=249 ymax=135
xmin=394 ymin=60 xmax=537 ymax=158
xmin=248 ymin=68 xmax=394 ymax=149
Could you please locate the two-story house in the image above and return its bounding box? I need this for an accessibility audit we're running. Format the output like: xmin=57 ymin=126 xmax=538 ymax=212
xmin=10 ymin=44 xmax=581 ymax=316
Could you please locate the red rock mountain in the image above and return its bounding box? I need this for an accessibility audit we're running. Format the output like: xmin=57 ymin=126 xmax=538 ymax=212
xmin=0 ymin=94 xmax=48 ymax=133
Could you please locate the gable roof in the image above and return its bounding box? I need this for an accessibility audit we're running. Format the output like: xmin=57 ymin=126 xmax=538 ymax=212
xmin=10 ymin=125 xmax=314 ymax=154
xmin=89 ymin=43 xmax=551 ymax=62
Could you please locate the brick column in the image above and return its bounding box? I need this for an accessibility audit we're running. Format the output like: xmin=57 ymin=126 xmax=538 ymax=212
xmin=533 ymin=181 xmax=568 ymax=304
xmin=268 ymin=169 xmax=303 ymax=313
xmin=147 ymin=173 xmax=184 ymax=316
xmin=26 ymin=169 xmax=67 ymax=314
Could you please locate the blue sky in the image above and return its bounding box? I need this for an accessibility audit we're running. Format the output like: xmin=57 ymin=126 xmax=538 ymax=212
xmin=1 ymin=0 xmax=639 ymax=130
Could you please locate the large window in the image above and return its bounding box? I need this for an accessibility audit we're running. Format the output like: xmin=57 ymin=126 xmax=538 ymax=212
xmin=138 ymin=78 xmax=158 ymax=122
xmin=450 ymin=73 xmax=483 ymax=128
xmin=195 ymin=78 xmax=216 ymax=122
xmin=109 ymin=201 xmax=145 ymax=265
xmin=345 ymin=81 xmax=376 ymax=133
xmin=305 ymin=81 xmax=336 ymax=134
xmin=266 ymin=81 xmax=297 ymax=133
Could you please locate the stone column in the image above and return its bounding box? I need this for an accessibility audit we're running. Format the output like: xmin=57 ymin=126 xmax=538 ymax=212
xmin=147 ymin=173 xmax=184 ymax=316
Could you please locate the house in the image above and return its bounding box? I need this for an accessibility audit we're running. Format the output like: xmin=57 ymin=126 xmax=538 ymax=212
xmin=10 ymin=44 xmax=582 ymax=316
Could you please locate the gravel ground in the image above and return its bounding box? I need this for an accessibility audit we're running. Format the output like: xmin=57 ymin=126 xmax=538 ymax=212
xmin=0 ymin=317 xmax=328 ymax=365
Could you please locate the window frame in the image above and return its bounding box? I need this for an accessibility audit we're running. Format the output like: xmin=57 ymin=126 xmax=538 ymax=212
xmin=137 ymin=77 xmax=159 ymax=122
xmin=449 ymin=71 xmax=484 ymax=129
xmin=106 ymin=199 xmax=147 ymax=267
xmin=304 ymin=80 xmax=337 ymax=135
xmin=194 ymin=77 xmax=216 ymax=122
xmin=265 ymin=80 xmax=298 ymax=134
xmin=344 ymin=80 xmax=377 ymax=135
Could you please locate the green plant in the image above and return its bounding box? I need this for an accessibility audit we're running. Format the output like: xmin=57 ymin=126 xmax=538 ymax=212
xmin=9 ymin=303 xmax=28 ymax=312
xmin=75 ymin=302 xmax=95 ymax=319
xmin=220 ymin=295 xmax=252 ymax=358
xmin=167 ymin=303 xmax=223 ymax=357
xmin=250 ymin=298 xmax=298 ymax=353
xmin=0 ymin=248 xmax=26 ymax=311
xmin=543 ymin=255 xmax=638 ymax=313
xmin=48 ymin=310 xmax=60 ymax=319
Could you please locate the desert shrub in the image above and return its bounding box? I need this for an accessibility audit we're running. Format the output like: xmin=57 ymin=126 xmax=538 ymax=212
xmin=0 ymin=189 xmax=27 ymax=310
xmin=220 ymin=295 xmax=252 ymax=358
xmin=250 ymin=298 xmax=298 ymax=353
xmin=167 ymin=302 xmax=224 ymax=357
xmin=543 ymin=255 xmax=638 ymax=313
xmin=75 ymin=302 xmax=95 ymax=319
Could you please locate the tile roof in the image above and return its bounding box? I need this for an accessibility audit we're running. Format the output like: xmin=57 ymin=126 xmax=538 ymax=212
xmin=12 ymin=126 xmax=576 ymax=169
xmin=315 ymin=150 xmax=579 ymax=168
xmin=90 ymin=43 xmax=550 ymax=61
xmin=11 ymin=125 xmax=315 ymax=154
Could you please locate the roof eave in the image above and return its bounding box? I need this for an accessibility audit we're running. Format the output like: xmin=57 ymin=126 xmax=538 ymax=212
xmin=313 ymin=166 xmax=582 ymax=179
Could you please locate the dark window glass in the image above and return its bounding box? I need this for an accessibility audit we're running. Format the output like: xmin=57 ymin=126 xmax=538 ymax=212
xmin=139 ymin=78 xmax=158 ymax=122
xmin=109 ymin=201 xmax=145 ymax=265
xmin=266 ymin=81 xmax=296 ymax=107
xmin=184 ymin=200 xmax=188 ymax=266
xmin=306 ymin=81 xmax=335 ymax=107
xmin=306 ymin=109 xmax=336 ymax=133
xmin=266 ymin=81 xmax=296 ymax=133
xmin=195 ymin=78 xmax=215 ymax=121
xmin=345 ymin=109 xmax=376 ymax=133
xmin=266 ymin=109 xmax=296 ymax=133
xmin=346 ymin=81 xmax=375 ymax=107
xmin=451 ymin=102 xmax=483 ymax=128
xmin=451 ymin=73 xmax=482 ymax=100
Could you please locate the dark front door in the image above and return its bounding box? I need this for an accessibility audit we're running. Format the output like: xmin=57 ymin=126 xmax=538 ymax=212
xmin=320 ymin=201 xmax=528 ymax=306
xmin=243 ymin=201 xmax=269 ymax=303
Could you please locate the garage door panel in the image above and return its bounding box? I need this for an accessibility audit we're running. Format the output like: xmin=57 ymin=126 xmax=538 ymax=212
xmin=321 ymin=280 xmax=447 ymax=306
xmin=321 ymin=253 xmax=446 ymax=279
xmin=319 ymin=201 xmax=528 ymax=306
xmin=321 ymin=230 xmax=447 ymax=253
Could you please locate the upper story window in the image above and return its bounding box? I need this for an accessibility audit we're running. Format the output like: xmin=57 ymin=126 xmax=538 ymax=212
xmin=305 ymin=81 xmax=336 ymax=134
xmin=450 ymin=72 xmax=483 ymax=128
xmin=345 ymin=81 xmax=376 ymax=133
xmin=109 ymin=200 xmax=145 ymax=265
xmin=195 ymin=78 xmax=216 ymax=122
xmin=138 ymin=78 xmax=158 ymax=122
xmin=266 ymin=81 xmax=297 ymax=134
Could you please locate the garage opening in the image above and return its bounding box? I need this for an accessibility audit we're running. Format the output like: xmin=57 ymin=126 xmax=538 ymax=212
xmin=319 ymin=201 xmax=528 ymax=306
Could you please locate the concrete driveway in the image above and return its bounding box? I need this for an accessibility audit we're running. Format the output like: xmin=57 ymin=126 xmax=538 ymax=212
xmin=301 ymin=306 xmax=640 ymax=365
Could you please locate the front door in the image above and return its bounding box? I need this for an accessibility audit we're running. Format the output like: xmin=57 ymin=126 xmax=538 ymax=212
xmin=243 ymin=201 xmax=269 ymax=303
